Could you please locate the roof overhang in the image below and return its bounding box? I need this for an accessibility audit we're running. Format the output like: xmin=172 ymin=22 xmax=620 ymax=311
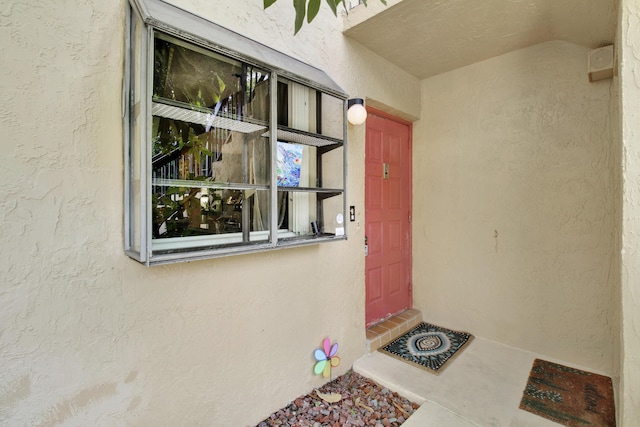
xmin=130 ymin=0 xmax=347 ymax=98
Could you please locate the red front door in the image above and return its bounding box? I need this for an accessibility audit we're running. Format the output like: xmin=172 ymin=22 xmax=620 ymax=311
xmin=365 ymin=111 xmax=412 ymax=327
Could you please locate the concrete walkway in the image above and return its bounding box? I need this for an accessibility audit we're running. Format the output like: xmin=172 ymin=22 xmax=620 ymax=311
xmin=353 ymin=337 xmax=574 ymax=426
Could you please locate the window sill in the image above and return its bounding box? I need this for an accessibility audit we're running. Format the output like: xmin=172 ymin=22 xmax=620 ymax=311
xmin=145 ymin=234 xmax=347 ymax=266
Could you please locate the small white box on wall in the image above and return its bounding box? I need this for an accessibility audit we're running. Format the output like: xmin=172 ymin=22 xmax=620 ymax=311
xmin=588 ymin=45 xmax=615 ymax=82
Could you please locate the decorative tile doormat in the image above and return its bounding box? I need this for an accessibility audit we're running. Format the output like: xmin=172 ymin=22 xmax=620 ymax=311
xmin=519 ymin=359 xmax=616 ymax=427
xmin=378 ymin=322 xmax=473 ymax=375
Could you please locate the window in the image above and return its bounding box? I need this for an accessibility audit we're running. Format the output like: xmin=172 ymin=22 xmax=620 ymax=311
xmin=124 ymin=0 xmax=347 ymax=265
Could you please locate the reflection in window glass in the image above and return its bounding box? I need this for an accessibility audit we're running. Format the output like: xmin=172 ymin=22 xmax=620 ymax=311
xmin=152 ymin=186 xmax=271 ymax=240
xmin=124 ymin=5 xmax=348 ymax=263
xmin=150 ymin=34 xmax=270 ymax=248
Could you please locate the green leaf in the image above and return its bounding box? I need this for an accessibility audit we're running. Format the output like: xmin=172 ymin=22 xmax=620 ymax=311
xmin=264 ymin=0 xmax=277 ymax=8
xmin=216 ymin=75 xmax=226 ymax=93
xmin=307 ymin=0 xmax=321 ymax=23
xmin=379 ymin=0 xmax=387 ymax=5
xmin=339 ymin=0 xmax=348 ymax=13
xmin=293 ymin=0 xmax=306 ymax=34
xmin=324 ymin=0 xmax=337 ymax=16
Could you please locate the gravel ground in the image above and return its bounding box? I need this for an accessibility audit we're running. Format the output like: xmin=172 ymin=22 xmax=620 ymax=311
xmin=254 ymin=371 xmax=419 ymax=427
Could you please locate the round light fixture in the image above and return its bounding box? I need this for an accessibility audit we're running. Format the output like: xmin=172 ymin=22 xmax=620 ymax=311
xmin=347 ymin=98 xmax=367 ymax=126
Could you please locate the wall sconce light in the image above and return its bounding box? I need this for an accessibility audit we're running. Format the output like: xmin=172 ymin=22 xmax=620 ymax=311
xmin=347 ymin=98 xmax=367 ymax=126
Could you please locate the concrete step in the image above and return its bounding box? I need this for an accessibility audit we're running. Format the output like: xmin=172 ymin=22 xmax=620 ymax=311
xmin=366 ymin=309 xmax=422 ymax=353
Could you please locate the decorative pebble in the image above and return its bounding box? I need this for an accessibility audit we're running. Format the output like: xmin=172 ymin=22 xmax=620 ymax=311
xmin=254 ymin=371 xmax=416 ymax=426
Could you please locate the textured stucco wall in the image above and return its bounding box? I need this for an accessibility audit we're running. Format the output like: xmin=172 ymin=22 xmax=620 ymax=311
xmin=0 ymin=1 xmax=419 ymax=426
xmin=413 ymin=41 xmax=617 ymax=374
xmin=619 ymin=0 xmax=640 ymax=423
xmin=610 ymin=31 xmax=623 ymax=421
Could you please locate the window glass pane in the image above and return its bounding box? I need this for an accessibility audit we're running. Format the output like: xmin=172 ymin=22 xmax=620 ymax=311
xmin=277 ymin=190 xmax=317 ymax=237
xmin=321 ymin=193 xmax=345 ymax=235
xmin=280 ymin=80 xmax=317 ymax=134
xmin=277 ymin=80 xmax=344 ymax=140
xmin=128 ymin=10 xmax=145 ymax=255
xmin=154 ymin=35 xmax=240 ymax=109
xmin=151 ymin=117 xmax=270 ymax=185
xmin=150 ymin=33 xmax=270 ymax=250
xmin=319 ymin=92 xmax=344 ymax=140
xmin=320 ymin=145 xmax=344 ymax=189
xmin=151 ymin=131 xmax=271 ymax=240
xmin=152 ymin=187 xmax=271 ymax=250
xmin=277 ymin=191 xmax=345 ymax=238
xmin=153 ymin=34 xmax=270 ymax=123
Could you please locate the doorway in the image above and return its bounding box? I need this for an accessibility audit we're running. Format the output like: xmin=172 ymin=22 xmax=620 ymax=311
xmin=365 ymin=109 xmax=412 ymax=327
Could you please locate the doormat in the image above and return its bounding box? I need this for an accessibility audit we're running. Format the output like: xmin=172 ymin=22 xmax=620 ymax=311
xmin=378 ymin=322 xmax=473 ymax=375
xmin=519 ymin=359 xmax=616 ymax=427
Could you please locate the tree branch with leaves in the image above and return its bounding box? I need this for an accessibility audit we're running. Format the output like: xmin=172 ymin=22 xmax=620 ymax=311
xmin=264 ymin=0 xmax=387 ymax=34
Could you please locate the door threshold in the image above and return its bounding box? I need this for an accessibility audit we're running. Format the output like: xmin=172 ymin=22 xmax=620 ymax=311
xmin=365 ymin=309 xmax=422 ymax=353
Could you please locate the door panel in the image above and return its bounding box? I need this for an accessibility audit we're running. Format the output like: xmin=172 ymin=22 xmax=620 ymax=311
xmin=365 ymin=112 xmax=412 ymax=326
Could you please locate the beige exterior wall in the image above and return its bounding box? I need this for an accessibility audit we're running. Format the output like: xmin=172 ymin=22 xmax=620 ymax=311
xmin=413 ymin=41 xmax=618 ymax=374
xmin=619 ymin=0 xmax=640 ymax=423
xmin=4 ymin=0 xmax=639 ymax=425
xmin=0 ymin=1 xmax=419 ymax=426
xmin=610 ymin=36 xmax=623 ymax=422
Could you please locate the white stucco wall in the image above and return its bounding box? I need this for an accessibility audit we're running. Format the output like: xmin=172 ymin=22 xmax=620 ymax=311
xmin=413 ymin=41 xmax=617 ymax=374
xmin=0 ymin=1 xmax=419 ymax=426
xmin=619 ymin=0 xmax=640 ymax=423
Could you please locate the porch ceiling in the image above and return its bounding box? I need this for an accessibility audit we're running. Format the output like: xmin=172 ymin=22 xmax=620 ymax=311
xmin=342 ymin=0 xmax=619 ymax=80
